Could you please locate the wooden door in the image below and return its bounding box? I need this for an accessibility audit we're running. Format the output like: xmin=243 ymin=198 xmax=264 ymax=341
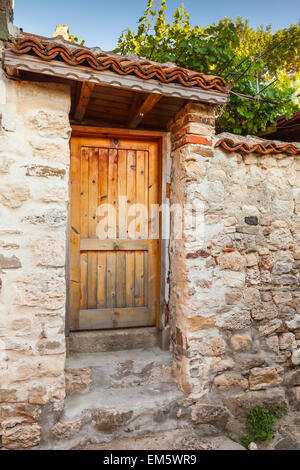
xmin=69 ymin=136 xmax=161 ymax=331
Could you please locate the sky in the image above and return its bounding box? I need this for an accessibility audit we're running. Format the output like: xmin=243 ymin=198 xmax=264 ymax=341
xmin=14 ymin=0 xmax=299 ymax=51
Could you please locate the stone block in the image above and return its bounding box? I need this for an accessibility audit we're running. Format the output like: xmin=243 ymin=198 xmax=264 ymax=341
xmin=260 ymin=291 xmax=272 ymax=302
xmin=246 ymin=253 xmax=258 ymax=267
xmin=190 ymin=404 xmax=230 ymax=429
xmin=14 ymin=273 xmax=65 ymax=310
xmin=292 ymin=386 xmax=300 ymax=404
xmin=217 ymin=310 xmax=251 ymax=330
xmin=225 ymin=292 xmax=242 ymax=305
xmin=260 ymin=217 xmax=272 ymax=226
xmin=273 ymin=262 xmax=292 ymax=275
xmin=27 ymin=384 xmax=48 ymax=405
xmin=36 ymin=339 xmax=65 ymax=355
xmin=0 ymin=183 xmax=30 ymax=208
xmin=39 ymin=184 xmax=68 ymax=203
xmin=249 ymin=366 xmax=284 ymax=390
xmin=251 ymin=303 xmax=278 ymax=321
xmin=259 ymin=319 xmax=282 ymax=337
xmin=214 ymin=373 xmax=248 ymax=390
xmin=210 ymin=358 xmax=234 ymax=374
xmin=188 ymin=315 xmax=216 ymax=332
xmin=285 ymin=369 xmax=300 ymax=387
xmin=10 ymin=318 xmax=32 ymax=333
xmin=65 ymin=368 xmax=92 ymax=395
xmin=286 ymin=315 xmax=300 ymax=331
xmin=0 ymin=388 xmax=17 ymax=403
xmin=196 ymin=279 xmax=212 ymax=288
xmin=22 ymin=209 xmax=67 ymax=227
xmin=219 ymin=252 xmax=244 ymax=271
xmin=273 ymin=291 xmax=293 ymax=305
xmin=205 ymin=214 xmax=219 ymax=225
xmin=196 ymin=336 xmax=227 ymax=357
xmin=26 ymin=111 xmax=71 ymax=139
xmin=92 ymin=409 xmax=133 ymax=432
xmin=230 ymin=335 xmax=251 ymax=352
xmin=186 ymin=161 xmax=206 ymax=177
xmin=245 ymin=287 xmax=260 ymax=304
xmin=279 ymin=333 xmax=296 ymax=351
xmin=184 ymin=122 xmax=215 ymax=137
xmin=224 ymin=388 xmax=287 ymax=417
xmin=26 ymin=165 xmax=66 ymax=178
xmin=245 ymin=216 xmax=258 ymax=225
xmin=2 ymin=423 xmax=40 ymax=449
xmin=293 ymin=247 xmax=300 ymax=260
xmin=265 ymin=335 xmax=279 ymax=353
xmin=32 ymin=236 xmax=65 ymax=267
xmin=291 ymin=348 xmax=300 ymax=366
xmin=222 ymin=271 xmax=245 ymax=288
xmin=0 ymin=156 xmax=14 ymax=174
xmin=278 ymin=306 xmax=295 ymax=321
xmin=0 ymin=254 xmax=21 ymax=269
xmin=52 ymin=420 xmax=82 ymax=439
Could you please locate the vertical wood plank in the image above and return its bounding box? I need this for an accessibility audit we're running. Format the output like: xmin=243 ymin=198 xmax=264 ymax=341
xmin=116 ymin=252 xmax=126 ymax=307
xmin=144 ymin=150 xmax=149 ymax=307
xmin=135 ymin=151 xmax=145 ymax=306
xmin=70 ymin=139 xmax=81 ymax=330
xmin=87 ymin=148 xmax=99 ymax=309
xmin=80 ymin=147 xmax=89 ymax=310
xmin=144 ymin=150 xmax=149 ymax=240
xmin=148 ymin=144 xmax=160 ymax=324
xmin=97 ymin=149 xmax=108 ymax=308
xmin=116 ymin=149 xmax=127 ymax=307
xmin=160 ymin=134 xmax=168 ymax=330
xmin=106 ymin=149 xmax=118 ymax=308
xmin=118 ymin=150 xmax=127 ymax=239
xmin=126 ymin=150 xmax=136 ymax=307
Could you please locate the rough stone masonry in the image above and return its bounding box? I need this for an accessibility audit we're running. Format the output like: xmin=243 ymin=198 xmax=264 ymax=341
xmin=0 ymin=32 xmax=300 ymax=449
xmin=0 ymin=54 xmax=71 ymax=448
xmin=169 ymin=103 xmax=300 ymax=426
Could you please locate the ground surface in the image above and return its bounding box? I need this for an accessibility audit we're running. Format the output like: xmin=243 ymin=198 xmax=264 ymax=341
xmin=75 ymin=411 xmax=300 ymax=451
xmin=75 ymin=428 xmax=245 ymax=450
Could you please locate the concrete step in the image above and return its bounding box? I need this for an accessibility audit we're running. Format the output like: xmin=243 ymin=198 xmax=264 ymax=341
xmin=66 ymin=347 xmax=173 ymax=390
xmin=67 ymin=327 xmax=160 ymax=353
xmin=46 ymin=382 xmax=188 ymax=450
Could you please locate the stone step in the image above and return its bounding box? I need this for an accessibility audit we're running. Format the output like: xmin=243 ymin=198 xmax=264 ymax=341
xmin=66 ymin=347 xmax=173 ymax=392
xmin=75 ymin=430 xmax=245 ymax=451
xmin=67 ymin=327 xmax=160 ymax=353
xmin=46 ymin=382 xmax=188 ymax=450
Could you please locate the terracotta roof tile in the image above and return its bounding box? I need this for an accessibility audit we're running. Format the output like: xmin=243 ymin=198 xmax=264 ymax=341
xmin=6 ymin=36 xmax=231 ymax=94
xmin=215 ymin=137 xmax=300 ymax=156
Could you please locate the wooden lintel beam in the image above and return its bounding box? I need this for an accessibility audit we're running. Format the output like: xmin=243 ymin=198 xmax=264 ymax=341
xmin=74 ymin=81 xmax=95 ymax=122
xmin=5 ymin=65 xmax=20 ymax=78
xmin=128 ymin=92 xmax=141 ymax=123
xmin=129 ymin=93 xmax=162 ymax=128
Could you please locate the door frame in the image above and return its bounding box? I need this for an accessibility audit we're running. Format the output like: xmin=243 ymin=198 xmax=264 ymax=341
xmin=66 ymin=125 xmax=169 ymax=335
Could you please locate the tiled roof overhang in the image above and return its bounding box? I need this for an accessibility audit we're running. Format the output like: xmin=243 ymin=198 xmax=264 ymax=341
xmin=4 ymin=36 xmax=230 ymax=104
xmin=215 ymin=137 xmax=300 ymax=156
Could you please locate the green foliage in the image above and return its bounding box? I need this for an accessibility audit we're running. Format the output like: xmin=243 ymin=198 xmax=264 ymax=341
xmin=115 ymin=0 xmax=300 ymax=135
xmin=241 ymin=404 xmax=287 ymax=446
xmin=240 ymin=434 xmax=253 ymax=449
xmin=69 ymin=34 xmax=85 ymax=46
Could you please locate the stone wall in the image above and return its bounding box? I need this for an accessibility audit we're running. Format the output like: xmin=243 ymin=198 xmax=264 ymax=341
xmin=169 ymin=108 xmax=300 ymax=423
xmin=0 ymin=56 xmax=299 ymax=447
xmin=0 ymin=68 xmax=71 ymax=448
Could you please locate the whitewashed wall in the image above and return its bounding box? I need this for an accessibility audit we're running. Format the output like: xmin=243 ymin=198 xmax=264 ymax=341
xmin=0 ymin=68 xmax=71 ymax=448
